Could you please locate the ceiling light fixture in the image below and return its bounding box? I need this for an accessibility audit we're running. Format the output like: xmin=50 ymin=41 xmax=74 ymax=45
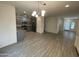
xmin=24 ymin=11 xmax=26 ymax=14
xmin=36 ymin=14 xmax=38 ymax=17
xmin=65 ymin=4 xmax=70 ymax=8
xmin=31 ymin=11 xmax=37 ymax=16
xmin=31 ymin=1 xmax=46 ymax=17
xmin=41 ymin=10 xmax=45 ymax=16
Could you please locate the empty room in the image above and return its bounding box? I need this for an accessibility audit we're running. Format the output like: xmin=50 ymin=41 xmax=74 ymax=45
xmin=0 ymin=1 xmax=79 ymax=57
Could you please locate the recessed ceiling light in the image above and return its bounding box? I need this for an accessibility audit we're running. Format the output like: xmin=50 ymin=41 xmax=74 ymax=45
xmin=65 ymin=4 xmax=70 ymax=8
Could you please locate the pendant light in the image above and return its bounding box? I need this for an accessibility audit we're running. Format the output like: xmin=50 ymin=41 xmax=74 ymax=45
xmin=31 ymin=1 xmax=46 ymax=17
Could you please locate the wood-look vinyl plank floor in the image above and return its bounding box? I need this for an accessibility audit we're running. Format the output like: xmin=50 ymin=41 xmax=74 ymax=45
xmin=0 ymin=31 xmax=78 ymax=57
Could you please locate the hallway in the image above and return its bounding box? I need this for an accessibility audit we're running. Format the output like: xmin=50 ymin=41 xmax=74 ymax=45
xmin=0 ymin=31 xmax=77 ymax=57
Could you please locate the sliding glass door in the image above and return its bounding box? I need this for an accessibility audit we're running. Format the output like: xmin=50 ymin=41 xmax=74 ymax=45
xmin=64 ymin=19 xmax=76 ymax=31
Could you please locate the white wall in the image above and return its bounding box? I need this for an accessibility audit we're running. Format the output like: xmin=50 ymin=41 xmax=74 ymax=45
xmin=36 ymin=16 xmax=44 ymax=33
xmin=74 ymin=20 xmax=79 ymax=53
xmin=45 ymin=17 xmax=59 ymax=33
xmin=58 ymin=17 xmax=64 ymax=32
xmin=0 ymin=4 xmax=17 ymax=48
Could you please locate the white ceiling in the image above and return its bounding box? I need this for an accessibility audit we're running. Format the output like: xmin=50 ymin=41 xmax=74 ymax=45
xmin=0 ymin=1 xmax=79 ymax=17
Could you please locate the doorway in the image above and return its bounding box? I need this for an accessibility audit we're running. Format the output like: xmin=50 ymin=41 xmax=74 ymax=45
xmin=64 ymin=19 xmax=76 ymax=32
